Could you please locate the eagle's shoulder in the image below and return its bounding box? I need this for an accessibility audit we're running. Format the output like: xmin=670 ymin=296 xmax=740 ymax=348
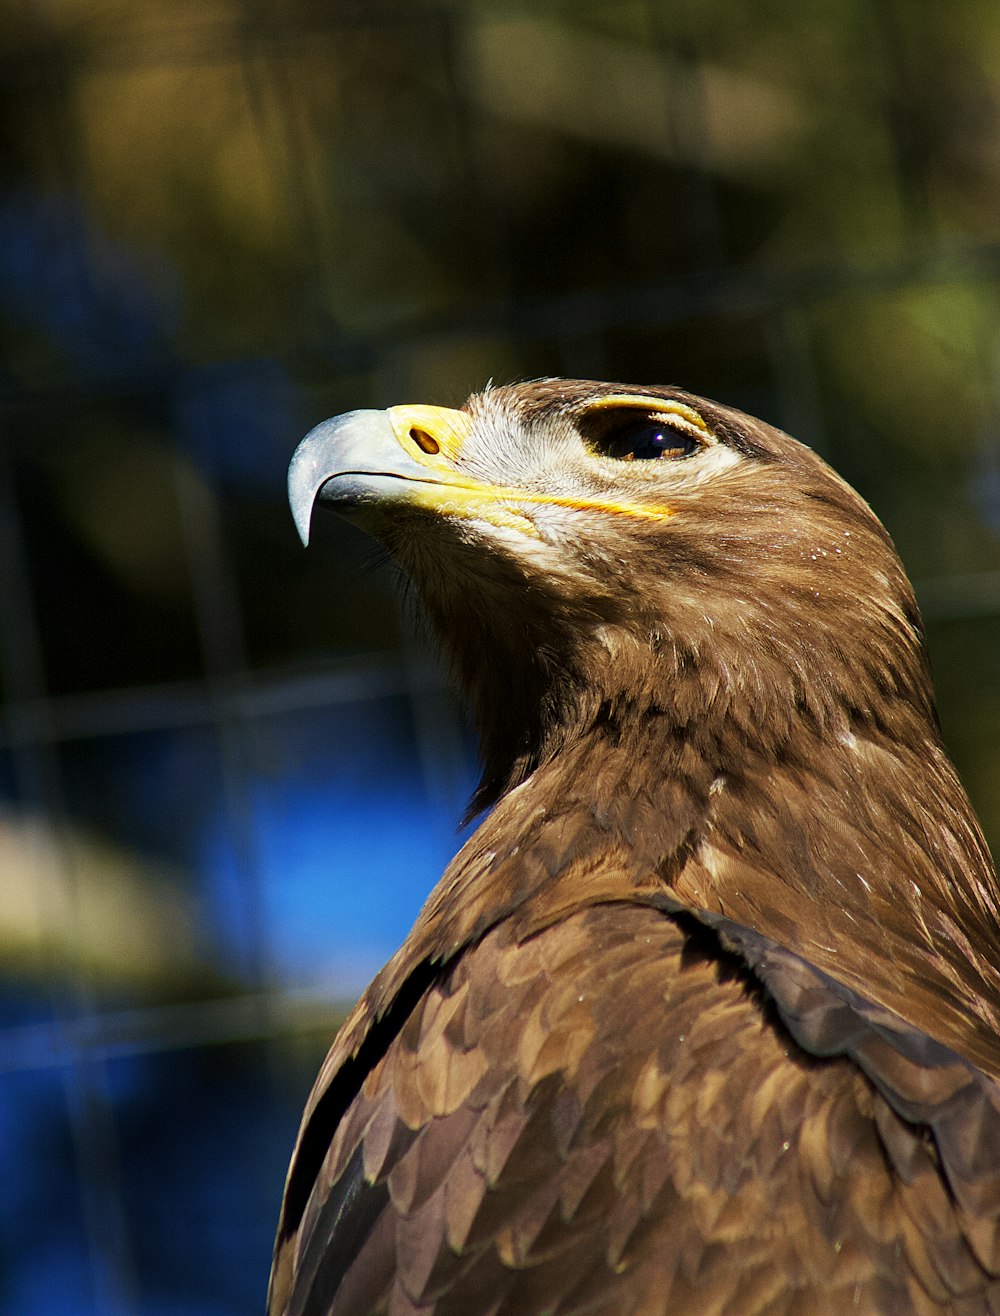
xmin=271 ymin=898 xmax=1000 ymax=1316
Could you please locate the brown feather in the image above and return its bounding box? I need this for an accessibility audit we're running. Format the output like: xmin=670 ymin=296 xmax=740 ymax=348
xmin=271 ymin=381 xmax=1000 ymax=1315
xmin=282 ymin=907 xmax=1000 ymax=1313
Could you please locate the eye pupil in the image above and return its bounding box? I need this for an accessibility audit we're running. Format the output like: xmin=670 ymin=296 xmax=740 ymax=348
xmin=603 ymin=421 xmax=698 ymax=462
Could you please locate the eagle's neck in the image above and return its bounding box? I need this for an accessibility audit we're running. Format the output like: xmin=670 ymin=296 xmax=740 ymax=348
xmin=423 ymin=671 xmax=738 ymax=948
xmin=409 ymin=601 xmax=1000 ymax=1056
xmin=353 ymin=639 xmax=1000 ymax=1082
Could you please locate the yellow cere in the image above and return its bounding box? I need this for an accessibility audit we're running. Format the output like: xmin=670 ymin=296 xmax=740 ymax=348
xmin=387 ymin=405 xmax=473 ymax=464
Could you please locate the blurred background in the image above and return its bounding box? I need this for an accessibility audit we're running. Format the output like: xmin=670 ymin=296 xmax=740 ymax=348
xmin=1 ymin=0 xmax=999 ymax=1311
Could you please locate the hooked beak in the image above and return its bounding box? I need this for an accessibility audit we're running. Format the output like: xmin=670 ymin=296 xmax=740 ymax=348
xmin=287 ymin=406 xmax=472 ymax=545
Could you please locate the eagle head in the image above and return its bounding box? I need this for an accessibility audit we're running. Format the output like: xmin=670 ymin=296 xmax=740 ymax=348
xmin=289 ymin=379 xmax=933 ymax=813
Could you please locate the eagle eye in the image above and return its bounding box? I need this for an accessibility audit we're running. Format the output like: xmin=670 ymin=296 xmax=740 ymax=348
xmin=586 ymin=413 xmax=702 ymax=463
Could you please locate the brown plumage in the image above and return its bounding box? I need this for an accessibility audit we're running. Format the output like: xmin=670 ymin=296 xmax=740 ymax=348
xmin=273 ymin=380 xmax=1000 ymax=1315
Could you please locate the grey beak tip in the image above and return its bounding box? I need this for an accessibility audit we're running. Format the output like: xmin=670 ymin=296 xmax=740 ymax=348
xmin=288 ymin=488 xmax=314 ymax=547
xmin=291 ymin=497 xmax=312 ymax=547
xmin=288 ymin=410 xmax=405 ymax=546
xmin=287 ymin=429 xmax=327 ymax=547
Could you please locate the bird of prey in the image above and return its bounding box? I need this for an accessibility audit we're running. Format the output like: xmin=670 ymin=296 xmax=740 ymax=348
xmin=273 ymin=379 xmax=1000 ymax=1315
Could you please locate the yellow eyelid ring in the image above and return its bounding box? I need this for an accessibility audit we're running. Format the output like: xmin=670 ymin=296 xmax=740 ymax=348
xmin=582 ymin=395 xmax=714 ymax=442
xmin=387 ymin=405 xmax=473 ymax=464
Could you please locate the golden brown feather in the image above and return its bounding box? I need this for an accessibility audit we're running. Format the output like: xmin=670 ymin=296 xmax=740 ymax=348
xmin=272 ymin=380 xmax=1000 ymax=1315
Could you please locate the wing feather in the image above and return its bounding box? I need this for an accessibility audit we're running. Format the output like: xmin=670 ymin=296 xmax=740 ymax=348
xmin=276 ymin=900 xmax=1000 ymax=1315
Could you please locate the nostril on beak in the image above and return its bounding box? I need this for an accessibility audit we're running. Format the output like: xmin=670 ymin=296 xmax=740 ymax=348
xmin=410 ymin=427 xmax=440 ymax=455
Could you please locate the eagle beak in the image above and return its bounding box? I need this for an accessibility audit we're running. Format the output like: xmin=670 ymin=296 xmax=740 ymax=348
xmin=287 ymin=406 xmax=472 ymax=545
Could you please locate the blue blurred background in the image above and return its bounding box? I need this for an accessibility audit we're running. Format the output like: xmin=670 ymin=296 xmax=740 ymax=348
xmin=0 ymin=1 xmax=999 ymax=1311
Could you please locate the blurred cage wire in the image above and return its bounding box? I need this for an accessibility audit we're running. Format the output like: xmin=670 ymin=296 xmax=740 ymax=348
xmin=0 ymin=0 xmax=999 ymax=1312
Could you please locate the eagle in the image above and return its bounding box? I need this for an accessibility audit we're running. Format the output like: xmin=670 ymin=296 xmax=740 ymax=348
xmin=272 ymin=379 xmax=1000 ymax=1315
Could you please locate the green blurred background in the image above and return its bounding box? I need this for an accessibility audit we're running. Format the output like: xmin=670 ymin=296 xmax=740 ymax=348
xmin=0 ymin=0 xmax=998 ymax=1312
